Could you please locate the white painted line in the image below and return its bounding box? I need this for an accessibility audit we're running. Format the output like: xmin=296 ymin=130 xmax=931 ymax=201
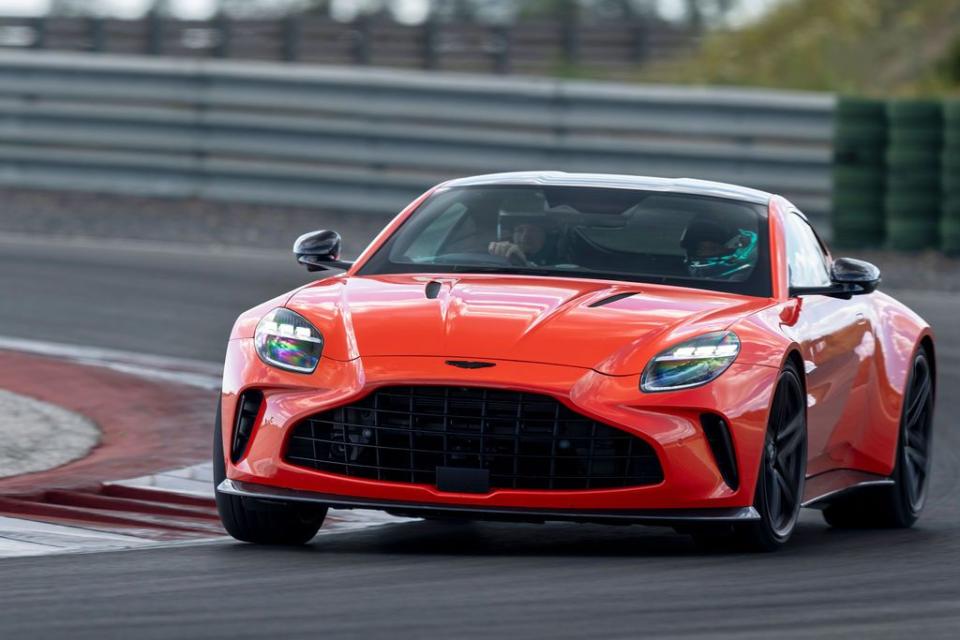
xmin=0 ymin=230 xmax=293 ymax=263
xmin=0 ymin=515 xmax=157 ymax=559
xmin=0 ymin=334 xmax=222 ymax=390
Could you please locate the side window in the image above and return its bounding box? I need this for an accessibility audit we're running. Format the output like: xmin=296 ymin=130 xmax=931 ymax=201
xmin=785 ymin=213 xmax=831 ymax=288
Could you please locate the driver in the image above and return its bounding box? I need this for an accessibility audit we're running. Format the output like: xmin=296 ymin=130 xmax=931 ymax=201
xmin=680 ymin=216 xmax=757 ymax=279
xmin=488 ymin=222 xmax=550 ymax=266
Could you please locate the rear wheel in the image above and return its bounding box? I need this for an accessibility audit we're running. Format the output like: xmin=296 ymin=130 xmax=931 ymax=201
xmin=213 ymin=405 xmax=326 ymax=544
xmin=823 ymin=349 xmax=934 ymax=529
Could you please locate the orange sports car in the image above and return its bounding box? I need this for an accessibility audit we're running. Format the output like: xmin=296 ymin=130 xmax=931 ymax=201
xmin=214 ymin=172 xmax=935 ymax=551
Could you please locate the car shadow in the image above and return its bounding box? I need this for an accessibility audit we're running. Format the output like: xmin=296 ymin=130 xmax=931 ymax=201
xmin=214 ymin=509 xmax=950 ymax=560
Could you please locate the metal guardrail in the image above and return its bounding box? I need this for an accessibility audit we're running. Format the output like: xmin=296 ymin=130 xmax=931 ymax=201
xmin=0 ymin=14 xmax=700 ymax=76
xmin=0 ymin=50 xmax=835 ymax=225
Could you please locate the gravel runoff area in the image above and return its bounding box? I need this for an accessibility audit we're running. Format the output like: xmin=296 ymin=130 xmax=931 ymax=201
xmin=2 ymin=186 xmax=960 ymax=291
xmin=0 ymin=389 xmax=100 ymax=479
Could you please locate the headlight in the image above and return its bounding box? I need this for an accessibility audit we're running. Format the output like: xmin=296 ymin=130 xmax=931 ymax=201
xmin=254 ymin=308 xmax=323 ymax=374
xmin=641 ymin=331 xmax=740 ymax=392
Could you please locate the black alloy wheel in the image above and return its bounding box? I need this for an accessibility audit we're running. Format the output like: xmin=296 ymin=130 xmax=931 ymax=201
xmin=900 ymin=352 xmax=935 ymax=513
xmin=762 ymin=367 xmax=807 ymax=539
xmin=693 ymin=363 xmax=807 ymax=552
xmin=823 ymin=348 xmax=935 ymax=529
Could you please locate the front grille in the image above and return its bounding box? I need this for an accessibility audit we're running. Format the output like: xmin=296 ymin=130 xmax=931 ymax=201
xmin=284 ymin=386 xmax=663 ymax=490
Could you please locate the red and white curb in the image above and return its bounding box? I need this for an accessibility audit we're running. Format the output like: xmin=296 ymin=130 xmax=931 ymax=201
xmin=0 ymin=339 xmax=412 ymax=558
xmin=0 ymin=462 xmax=413 ymax=558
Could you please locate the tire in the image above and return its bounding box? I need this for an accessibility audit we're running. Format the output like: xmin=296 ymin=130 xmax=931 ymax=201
xmin=888 ymin=128 xmax=942 ymax=147
xmin=834 ymin=127 xmax=886 ymax=145
xmin=943 ymin=100 xmax=960 ymax=125
xmin=944 ymin=172 xmax=960 ymax=196
xmin=836 ymin=96 xmax=886 ymax=120
xmin=832 ymin=192 xmax=884 ymax=211
xmin=832 ymin=167 xmax=884 ymax=190
xmin=214 ymin=404 xmax=326 ymax=545
xmin=831 ymin=222 xmax=884 ymax=250
xmin=886 ymin=147 xmax=942 ymax=168
xmin=944 ymin=152 xmax=960 ymax=174
xmin=722 ymin=363 xmax=807 ymax=552
xmin=884 ymin=193 xmax=942 ymax=216
xmin=941 ymin=218 xmax=960 ymax=256
xmin=887 ymin=172 xmax=941 ymax=191
xmin=886 ymin=217 xmax=939 ymax=251
xmin=887 ymin=100 xmax=943 ymax=125
xmin=833 ymin=146 xmax=885 ymax=166
xmin=823 ymin=349 xmax=935 ymax=528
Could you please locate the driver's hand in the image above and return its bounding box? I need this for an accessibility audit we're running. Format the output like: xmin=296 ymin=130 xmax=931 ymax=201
xmin=488 ymin=241 xmax=527 ymax=265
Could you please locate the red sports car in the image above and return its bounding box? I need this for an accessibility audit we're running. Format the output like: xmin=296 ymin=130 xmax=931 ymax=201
xmin=214 ymin=172 xmax=935 ymax=551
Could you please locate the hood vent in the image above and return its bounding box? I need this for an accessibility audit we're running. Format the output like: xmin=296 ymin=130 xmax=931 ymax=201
xmin=424 ymin=280 xmax=443 ymax=299
xmin=588 ymin=292 xmax=639 ymax=308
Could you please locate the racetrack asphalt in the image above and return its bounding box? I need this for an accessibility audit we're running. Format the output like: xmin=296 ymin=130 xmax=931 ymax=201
xmin=0 ymin=234 xmax=957 ymax=639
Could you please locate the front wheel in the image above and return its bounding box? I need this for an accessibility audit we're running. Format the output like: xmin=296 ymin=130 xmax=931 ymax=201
xmin=741 ymin=364 xmax=807 ymax=550
xmin=698 ymin=363 xmax=807 ymax=552
xmin=213 ymin=404 xmax=326 ymax=545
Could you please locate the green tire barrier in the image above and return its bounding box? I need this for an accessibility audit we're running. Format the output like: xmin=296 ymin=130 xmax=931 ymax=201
xmin=833 ymin=194 xmax=884 ymax=212
xmin=885 ymin=193 xmax=942 ymax=215
xmin=886 ymin=148 xmax=941 ymax=167
xmin=889 ymin=128 xmax=943 ymax=147
xmin=943 ymin=100 xmax=960 ymax=252
xmin=834 ymin=124 xmax=886 ymax=142
xmin=832 ymin=221 xmax=885 ymax=248
xmin=832 ymin=166 xmax=885 ymax=189
xmin=832 ymin=97 xmax=887 ymax=248
xmin=939 ymin=211 xmax=960 ymax=255
xmin=888 ymin=172 xmax=941 ymax=191
xmin=887 ymin=99 xmax=943 ymax=123
xmin=885 ymin=100 xmax=942 ymax=251
xmin=836 ymin=97 xmax=886 ymax=119
xmin=833 ymin=145 xmax=884 ymax=165
xmin=944 ymin=101 xmax=960 ymax=124
xmin=887 ymin=217 xmax=939 ymax=251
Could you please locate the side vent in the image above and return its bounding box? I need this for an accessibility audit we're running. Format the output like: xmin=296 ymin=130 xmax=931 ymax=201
xmin=700 ymin=413 xmax=739 ymax=491
xmin=231 ymin=390 xmax=264 ymax=463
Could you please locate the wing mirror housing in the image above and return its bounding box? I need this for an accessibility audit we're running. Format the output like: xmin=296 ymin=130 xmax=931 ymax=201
xmin=790 ymin=257 xmax=881 ymax=298
xmin=293 ymin=230 xmax=353 ymax=272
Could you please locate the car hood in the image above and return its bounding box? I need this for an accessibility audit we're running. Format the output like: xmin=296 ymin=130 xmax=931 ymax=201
xmin=285 ymin=274 xmax=771 ymax=375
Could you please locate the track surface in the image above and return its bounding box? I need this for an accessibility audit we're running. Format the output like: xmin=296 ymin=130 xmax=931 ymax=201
xmin=1 ymin=235 xmax=958 ymax=639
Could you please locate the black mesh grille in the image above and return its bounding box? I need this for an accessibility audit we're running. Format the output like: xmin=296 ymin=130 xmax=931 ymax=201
xmin=284 ymin=386 xmax=663 ymax=490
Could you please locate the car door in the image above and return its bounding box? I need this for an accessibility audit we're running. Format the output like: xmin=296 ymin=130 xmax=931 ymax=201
xmin=782 ymin=212 xmax=873 ymax=475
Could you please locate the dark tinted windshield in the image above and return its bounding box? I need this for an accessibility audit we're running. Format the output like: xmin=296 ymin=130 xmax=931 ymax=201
xmin=359 ymin=185 xmax=771 ymax=297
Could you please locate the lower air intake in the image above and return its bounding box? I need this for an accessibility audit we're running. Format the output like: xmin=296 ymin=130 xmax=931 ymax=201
xmin=231 ymin=390 xmax=263 ymax=463
xmin=701 ymin=413 xmax=739 ymax=491
xmin=284 ymin=386 xmax=663 ymax=491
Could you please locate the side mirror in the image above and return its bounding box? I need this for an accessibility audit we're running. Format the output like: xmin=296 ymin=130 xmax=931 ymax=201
xmin=293 ymin=230 xmax=353 ymax=272
xmin=789 ymin=257 xmax=881 ymax=298
xmin=831 ymin=257 xmax=881 ymax=294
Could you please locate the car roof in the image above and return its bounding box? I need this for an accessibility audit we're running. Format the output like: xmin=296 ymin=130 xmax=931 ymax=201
xmin=440 ymin=172 xmax=774 ymax=207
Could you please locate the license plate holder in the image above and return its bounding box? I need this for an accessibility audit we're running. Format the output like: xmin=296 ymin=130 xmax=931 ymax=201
xmin=436 ymin=467 xmax=490 ymax=494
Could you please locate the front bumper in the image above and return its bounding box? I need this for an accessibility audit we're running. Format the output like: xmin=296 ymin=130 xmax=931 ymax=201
xmin=221 ymin=338 xmax=780 ymax=513
xmin=218 ymin=478 xmax=761 ymax=525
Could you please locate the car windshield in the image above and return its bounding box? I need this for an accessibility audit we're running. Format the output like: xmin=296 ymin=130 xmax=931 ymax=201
xmin=359 ymin=185 xmax=772 ymax=297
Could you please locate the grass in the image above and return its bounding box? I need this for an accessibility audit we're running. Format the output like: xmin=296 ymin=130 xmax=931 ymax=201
xmin=601 ymin=0 xmax=960 ymax=96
